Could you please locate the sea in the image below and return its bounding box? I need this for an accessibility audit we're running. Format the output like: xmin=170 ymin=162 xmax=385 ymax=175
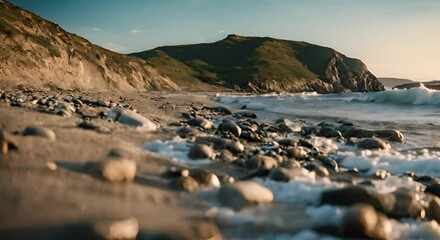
xmin=145 ymin=85 xmax=440 ymax=239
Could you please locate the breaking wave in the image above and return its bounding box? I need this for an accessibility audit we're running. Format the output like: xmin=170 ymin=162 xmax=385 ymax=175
xmin=352 ymin=84 xmax=440 ymax=105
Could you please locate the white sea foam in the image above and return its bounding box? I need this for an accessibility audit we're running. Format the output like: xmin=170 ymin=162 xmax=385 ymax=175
xmin=352 ymin=84 xmax=440 ymax=105
xmin=255 ymin=177 xmax=344 ymax=205
xmin=144 ymin=139 xmax=212 ymax=166
xmin=340 ymin=149 xmax=440 ymax=177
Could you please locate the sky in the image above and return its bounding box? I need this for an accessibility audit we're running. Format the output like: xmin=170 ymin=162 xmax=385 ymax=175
xmin=9 ymin=0 xmax=440 ymax=81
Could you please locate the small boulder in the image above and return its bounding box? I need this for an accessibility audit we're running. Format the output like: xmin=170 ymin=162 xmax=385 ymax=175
xmin=268 ymin=167 xmax=310 ymax=182
xmin=321 ymin=186 xmax=396 ymax=214
xmin=428 ymin=197 xmax=440 ymax=223
xmin=55 ymin=102 xmax=75 ymax=116
xmin=374 ymin=129 xmax=404 ymax=143
xmin=218 ymin=181 xmax=274 ymax=209
xmin=187 ymin=118 xmax=213 ymax=130
xmin=341 ymin=204 xmax=390 ymax=240
xmin=94 ymin=218 xmax=139 ymax=240
xmin=189 ymin=168 xmax=220 ymax=188
xmin=91 ymin=157 xmax=137 ymax=183
xmin=108 ymin=107 xmax=157 ymax=131
xmin=169 ymin=176 xmax=200 ymax=192
xmin=357 ymin=138 xmax=389 ymax=150
xmin=245 ymin=155 xmax=278 ymax=170
xmin=188 ymin=144 xmax=215 ymax=160
xmin=22 ymin=126 xmax=56 ymax=140
xmin=217 ymin=121 xmax=241 ymax=137
xmin=218 ymin=149 xmax=235 ymax=162
xmin=286 ymin=146 xmax=308 ymax=159
xmin=316 ymin=126 xmax=342 ymax=138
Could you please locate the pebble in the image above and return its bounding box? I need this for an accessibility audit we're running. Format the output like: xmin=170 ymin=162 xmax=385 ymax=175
xmin=218 ymin=149 xmax=235 ymax=162
xmin=316 ymin=156 xmax=339 ymax=172
xmin=321 ymin=186 xmax=396 ymax=214
xmin=245 ymin=155 xmax=278 ymax=170
xmin=357 ymin=138 xmax=389 ymax=150
xmin=286 ymin=146 xmax=308 ymax=159
xmin=189 ymin=168 xmax=220 ymax=187
xmin=22 ymin=126 xmax=56 ymax=140
xmin=217 ymin=121 xmax=242 ymax=137
xmin=187 ymin=118 xmax=214 ymax=130
xmin=218 ymin=181 xmax=274 ymax=210
xmin=341 ymin=204 xmax=390 ymax=240
xmin=428 ymin=197 xmax=440 ymax=223
xmin=55 ymin=102 xmax=75 ymax=116
xmin=90 ymin=157 xmax=137 ymax=183
xmin=107 ymin=107 xmax=157 ymax=131
xmin=96 ymin=100 xmax=110 ymax=107
xmin=169 ymin=176 xmax=200 ymax=192
xmin=316 ymin=126 xmax=343 ymax=138
xmin=188 ymin=144 xmax=216 ymax=160
xmin=93 ymin=218 xmax=139 ymax=240
xmin=268 ymin=167 xmax=310 ymax=182
xmin=195 ymin=137 xmax=244 ymax=153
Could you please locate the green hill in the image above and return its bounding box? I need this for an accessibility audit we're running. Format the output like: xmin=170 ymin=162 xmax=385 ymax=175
xmin=132 ymin=34 xmax=384 ymax=93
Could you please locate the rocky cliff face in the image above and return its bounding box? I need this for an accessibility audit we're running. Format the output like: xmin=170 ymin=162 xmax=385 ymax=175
xmin=133 ymin=35 xmax=385 ymax=93
xmin=0 ymin=0 xmax=178 ymax=91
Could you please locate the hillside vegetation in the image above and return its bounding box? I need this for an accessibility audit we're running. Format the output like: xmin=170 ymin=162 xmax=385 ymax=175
xmin=133 ymin=34 xmax=384 ymax=93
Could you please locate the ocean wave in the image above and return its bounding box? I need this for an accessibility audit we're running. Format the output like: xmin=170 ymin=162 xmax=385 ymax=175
xmin=351 ymin=84 xmax=440 ymax=105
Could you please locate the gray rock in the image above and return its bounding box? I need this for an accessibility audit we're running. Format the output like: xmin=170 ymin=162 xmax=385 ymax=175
xmin=195 ymin=137 xmax=244 ymax=153
xmin=392 ymin=189 xmax=425 ymax=218
xmin=94 ymin=218 xmax=139 ymax=240
xmin=321 ymin=186 xmax=396 ymax=214
xmin=187 ymin=118 xmax=213 ymax=130
xmin=189 ymin=168 xmax=220 ymax=187
xmin=107 ymin=107 xmax=157 ymax=131
xmin=276 ymin=138 xmax=298 ymax=147
xmin=218 ymin=149 xmax=235 ymax=162
xmin=374 ymin=129 xmax=404 ymax=143
xmin=90 ymin=157 xmax=137 ymax=183
xmin=316 ymin=126 xmax=343 ymax=138
xmin=245 ymin=155 xmax=278 ymax=170
xmin=169 ymin=176 xmax=200 ymax=192
xmin=428 ymin=197 xmax=440 ymax=223
xmin=55 ymin=102 xmax=75 ymax=116
xmin=22 ymin=126 xmax=56 ymax=140
xmin=280 ymin=159 xmax=301 ymax=169
xmin=317 ymin=155 xmax=339 ymax=172
xmin=188 ymin=144 xmax=216 ymax=160
xmin=217 ymin=121 xmax=241 ymax=137
xmin=286 ymin=146 xmax=308 ymax=159
xmin=96 ymin=100 xmax=110 ymax=107
xmin=341 ymin=204 xmax=390 ymax=240
xmin=71 ymin=98 xmax=83 ymax=105
xmin=218 ymin=181 xmax=274 ymax=209
xmin=268 ymin=167 xmax=310 ymax=182
xmin=357 ymin=138 xmax=390 ymax=150
xmin=306 ymin=163 xmax=330 ymax=177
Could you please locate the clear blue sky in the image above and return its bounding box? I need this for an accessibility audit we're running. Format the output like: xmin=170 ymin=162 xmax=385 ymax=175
xmin=9 ymin=0 xmax=440 ymax=81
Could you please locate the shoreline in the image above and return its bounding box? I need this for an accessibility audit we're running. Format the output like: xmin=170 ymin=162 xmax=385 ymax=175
xmin=1 ymin=87 xmax=440 ymax=239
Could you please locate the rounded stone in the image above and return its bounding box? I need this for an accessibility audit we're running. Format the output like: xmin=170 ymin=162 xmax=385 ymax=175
xmin=218 ymin=181 xmax=274 ymax=210
xmin=107 ymin=107 xmax=157 ymax=131
xmin=341 ymin=204 xmax=390 ymax=239
xmin=169 ymin=176 xmax=200 ymax=192
xmin=94 ymin=218 xmax=139 ymax=240
xmin=187 ymin=118 xmax=213 ymax=130
xmin=357 ymin=138 xmax=390 ymax=150
xmin=92 ymin=157 xmax=137 ymax=183
xmin=217 ymin=121 xmax=242 ymax=137
xmin=22 ymin=126 xmax=56 ymax=140
xmin=188 ymin=144 xmax=216 ymax=160
xmin=245 ymin=155 xmax=278 ymax=170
